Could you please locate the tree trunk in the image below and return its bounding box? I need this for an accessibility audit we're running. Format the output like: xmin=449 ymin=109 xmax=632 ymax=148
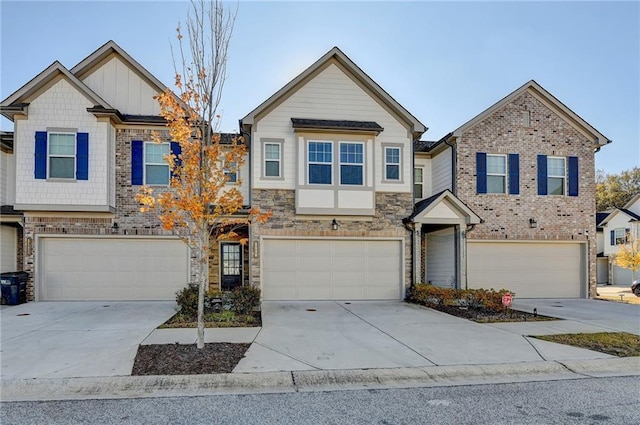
xmin=196 ymin=222 xmax=208 ymax=349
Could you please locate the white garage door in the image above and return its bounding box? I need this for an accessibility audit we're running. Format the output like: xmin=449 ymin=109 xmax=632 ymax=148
xmin=467 ymin=242 xmax=583 ymax=298
xmin=40 ymin=237 xmax=189 ymax=301
xmin=612 ymin=264 xmax=633 ymax=286
xmin=262 ymin=239 xmax=402 ymax=300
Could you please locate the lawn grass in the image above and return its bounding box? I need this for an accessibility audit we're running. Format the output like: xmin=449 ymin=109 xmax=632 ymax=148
xmin=533 ymin=332 xmax=640 ymax=357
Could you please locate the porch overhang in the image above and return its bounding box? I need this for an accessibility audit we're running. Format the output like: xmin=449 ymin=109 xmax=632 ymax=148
xmin=409 ymin=190 xmax=482 ymax=226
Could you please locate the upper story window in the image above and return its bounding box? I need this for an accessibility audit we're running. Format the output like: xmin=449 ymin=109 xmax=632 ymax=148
xmin=34 ymin=130 xmax=89 ymax=181
xmin=264 ymin=143 xmax=281 ymax=178
xmin=486 ymin=154 xmax=507 ymax=194
xmin=384 ymin=146 xmax=401 ymax=181
xmin=547 ymin=157 xmax=566 ymax=196
xmin=308 ymin=141 xmax=333 ymax=185
xmin=613 ymin=228 xmax=629 ymax=245
xmin=476 ymin=152 xmax=519 ymax=195
xmin=414 ymin=167 xmax=424 ymax=199
xmin=224 ymin=161 xmax=238 ymax=183
xmin=339 ymin=142 xmax=364 ymax=185
xmin=144 ymin=142 xmax=170 ymax=185
xmin=49 ymin=133 xmax=76 ymax=179
xmin=537 ymin=155 xmax=578 ymax=197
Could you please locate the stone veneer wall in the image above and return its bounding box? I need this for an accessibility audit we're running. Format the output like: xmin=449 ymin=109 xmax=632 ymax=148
xmin=455 ymin=91 xmax=597 ymax=297
xmin=250 ymin=189 xmax=414 ymax=294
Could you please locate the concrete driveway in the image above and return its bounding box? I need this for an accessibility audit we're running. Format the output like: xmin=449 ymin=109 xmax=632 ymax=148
xmin=1 ymin=301 xmax=176 ymax=380
xmin=512 ymin=298 xmax=640 ymax=335
xmin=233 ymin=301 xmax=617 ymax=373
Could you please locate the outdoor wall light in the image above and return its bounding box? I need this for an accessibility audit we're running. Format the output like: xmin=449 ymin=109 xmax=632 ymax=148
xmin=529 ymin=218 xmax=537 ymax=228
xmin=332 ymin=219 xmax=339 ymax=231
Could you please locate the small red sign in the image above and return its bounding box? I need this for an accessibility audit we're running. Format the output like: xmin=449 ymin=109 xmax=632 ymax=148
xmin=502 ymin=293 xmax=513 ymax=307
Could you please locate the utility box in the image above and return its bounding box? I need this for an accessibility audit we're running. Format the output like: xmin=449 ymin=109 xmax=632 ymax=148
xmin=1 ymin=272 xmax=29 ymax=305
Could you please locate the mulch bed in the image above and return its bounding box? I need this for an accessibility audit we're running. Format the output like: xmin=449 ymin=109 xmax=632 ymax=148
xmin=132 ymin=343 xmax=250 ymax=375
xmin=430 ymin=305 xmax=557 ymax=323
xmin=159 ymin=312 xmax=262 ymax=328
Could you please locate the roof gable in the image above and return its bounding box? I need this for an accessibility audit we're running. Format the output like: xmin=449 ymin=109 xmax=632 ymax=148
xmin=71 ymin=40 xmax=170 ymax=96
xmin=241 ymin=47 xmax=426 ymax=138
xmin=410 ymin=190 xmax=482 ymax=225
xmin=599 ymin=208 xmax=640 ymax=227
xmin=1 ymin=61 xmax=111 ymax=120
xmin=450 ymin=80 xmax=610 ymax=146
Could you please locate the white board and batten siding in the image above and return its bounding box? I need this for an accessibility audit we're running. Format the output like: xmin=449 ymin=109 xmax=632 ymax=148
xmin=467 ymin=241 xmax=584 ymax=298
xmin=430 ymin=149 xmax=452 ymax=194
xmin=80 ymin=55 xmax=161 ymax=116
xmin=252 ymin=63 xmax=413 ymax=194
xmin=39 ymin=237 xmax=189 ymax=301
xmin=262 ymin=238 xmax=403 ymax=300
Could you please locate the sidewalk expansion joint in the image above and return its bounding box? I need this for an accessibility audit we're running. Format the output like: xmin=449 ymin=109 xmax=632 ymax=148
xmin=254 ymin=342 xmax=321 ymax=370
xmin=523 ymin=335 xmax=547 ymax=361
xmin=336 ymin=302 xmax=438 ymax=367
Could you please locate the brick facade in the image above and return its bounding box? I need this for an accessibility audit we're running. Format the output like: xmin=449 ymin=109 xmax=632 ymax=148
xmin=250 ymin=189 xmax=413 ymax=291
xmin=455 ymin=92 xmax=597 ymax=296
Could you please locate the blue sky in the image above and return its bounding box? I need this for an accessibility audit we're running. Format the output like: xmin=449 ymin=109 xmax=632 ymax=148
xmin=1 ymin=1 xmax=638 ymax=174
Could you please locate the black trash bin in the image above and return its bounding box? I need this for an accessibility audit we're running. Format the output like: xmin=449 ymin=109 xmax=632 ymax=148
xmin=1 ymin=272 xmax=29 ymax=305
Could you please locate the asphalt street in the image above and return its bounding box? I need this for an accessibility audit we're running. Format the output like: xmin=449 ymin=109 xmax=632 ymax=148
xmin=1 ymin=376 xmax=638 ymax=425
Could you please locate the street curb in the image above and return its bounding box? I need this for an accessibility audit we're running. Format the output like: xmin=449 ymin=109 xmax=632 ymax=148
xmin=2 ymin=358 xmax=638 ymax=402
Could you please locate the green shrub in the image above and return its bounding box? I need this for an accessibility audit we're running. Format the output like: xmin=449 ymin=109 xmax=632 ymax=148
xmin=230 ymin=286 xmax=261 ymax=315
xmin=175 ymin=284 xmax=227 ymax=316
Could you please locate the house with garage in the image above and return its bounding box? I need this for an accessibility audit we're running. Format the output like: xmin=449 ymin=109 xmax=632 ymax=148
xmin=1 ymin=41 xmax=610 ymax=302
xmin=596 ymin=194 xmax=640 ymax=285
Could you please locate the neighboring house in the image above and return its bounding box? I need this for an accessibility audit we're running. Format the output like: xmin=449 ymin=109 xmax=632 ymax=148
xmin=1 ymin=131 xmax=23 ymax=274
xmin=1 ymin=42 xmax=611 ymax=301
xmin=596 ymin=194 xmax=640 ymax=285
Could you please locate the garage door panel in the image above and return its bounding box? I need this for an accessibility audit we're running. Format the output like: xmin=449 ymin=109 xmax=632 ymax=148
xmin=468 ymin=242 xmax=582 ymax=298
xmin=41 ymin=237 xmax=189 ymax=301
xmin=263 ymin=239 xmax=402 ymax=300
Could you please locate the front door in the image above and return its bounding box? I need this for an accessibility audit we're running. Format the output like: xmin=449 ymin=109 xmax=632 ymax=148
xmin=221 ymin=243 xmax=242 ymax=291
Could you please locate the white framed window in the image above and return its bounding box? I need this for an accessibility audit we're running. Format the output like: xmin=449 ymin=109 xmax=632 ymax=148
xmin=339 ymin=142 xmax=364 ymax=185
xmin=487 ymin=154 xmax=507 ymax=194
xmin=48 ymin=132 xmax=76 ymax=179
xmin=414 ymin=167 xmax=424 ymax=199
xmin=144 ymin=142 xmax=170 ymax=185
xmin=308 ymin=141 xmax=333 ymax=185
xmin=547 ymin=156 xmax=565 ymax=196
xmin=264 ymin=143 xmax=281 ymax=178
xmin=614 ymin=228 xmax=629 ymax=245
xmin=384 ymin=146 xmax=401 ymax=181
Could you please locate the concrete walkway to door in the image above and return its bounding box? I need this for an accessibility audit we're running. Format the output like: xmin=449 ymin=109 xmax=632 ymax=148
xmin=233 ymin=301 xmax=615 ymax=373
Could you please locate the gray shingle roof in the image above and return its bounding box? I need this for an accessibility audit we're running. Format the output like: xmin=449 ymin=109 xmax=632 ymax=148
xmin=291 ymin=118 xmax=383 ymax=132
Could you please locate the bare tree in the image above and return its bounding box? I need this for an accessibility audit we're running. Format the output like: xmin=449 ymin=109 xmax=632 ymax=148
xmin=137 ymin=0 xmax=270 ymax=349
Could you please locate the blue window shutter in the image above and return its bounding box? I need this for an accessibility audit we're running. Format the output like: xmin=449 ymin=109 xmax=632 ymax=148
xmin=537 ymin=155 xmax=547 ymax=195
xmin=34 ymin=131 xmax=47 ymax=179
xmin=610 ymin=230 xmax=615 ymax=245
xmin=131 ymin=141 xmax=144 ymax=185
xmin=568 ymin=156 xmax=579 ymax=196
xmin=508 ymin=153 xmax=519 ymax=195
xmin=476 ymin=152 xmax=487 ymax=194
xmin=76 ymin=133 xmax=89 ymax=180
xmin=170 ymin=141 xmax=182 ymax=178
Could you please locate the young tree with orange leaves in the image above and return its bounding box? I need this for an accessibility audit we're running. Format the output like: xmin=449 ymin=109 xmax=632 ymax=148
xmin=137 ymin=0 xmax=270 ymax=349
xmin=613 ymin=234 xmax=640 ymax=283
